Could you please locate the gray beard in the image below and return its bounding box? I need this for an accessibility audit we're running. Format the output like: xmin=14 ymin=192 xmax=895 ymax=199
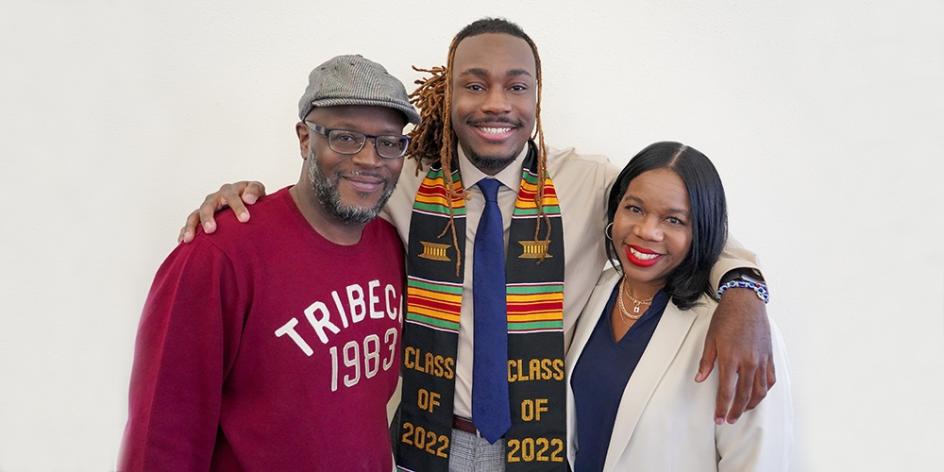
xmin=307 ymin=149 xmax=394 ymax=225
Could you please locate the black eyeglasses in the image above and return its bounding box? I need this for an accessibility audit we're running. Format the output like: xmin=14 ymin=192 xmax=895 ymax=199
xmin=305 ymin=121 xmax=410 ymax=160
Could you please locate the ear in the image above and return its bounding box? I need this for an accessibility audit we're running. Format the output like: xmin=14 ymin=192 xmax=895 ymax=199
xmin=296 ymin=122 xmax=311 ymax=160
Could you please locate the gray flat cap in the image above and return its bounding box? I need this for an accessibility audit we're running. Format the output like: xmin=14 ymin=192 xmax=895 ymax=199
xmin=298 ymin=54 xmax=420 ymax=124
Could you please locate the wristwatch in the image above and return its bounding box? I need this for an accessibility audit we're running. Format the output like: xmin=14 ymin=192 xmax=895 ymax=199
xmin=721 ymin=268 xmax=765 ymax=285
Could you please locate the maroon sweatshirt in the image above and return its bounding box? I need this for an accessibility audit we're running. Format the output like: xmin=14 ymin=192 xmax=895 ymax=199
xmin=120 ymin=187 xmax=403 ymax=471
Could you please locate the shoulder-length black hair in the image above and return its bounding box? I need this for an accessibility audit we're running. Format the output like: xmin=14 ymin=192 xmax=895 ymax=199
xmin=605 ymin=141 xmax=728 ymax=309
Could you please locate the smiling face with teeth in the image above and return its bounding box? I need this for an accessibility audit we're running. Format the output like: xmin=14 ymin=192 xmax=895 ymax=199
xmin=295 ymin=105 xmax=407 ymax=227
xmin=611 ymin=168 xmax=693 ymax=297
xmin=605 ymin=142 xmax=728 ymax=308
xmin=450 ymin=33 xmax=537 ymax=175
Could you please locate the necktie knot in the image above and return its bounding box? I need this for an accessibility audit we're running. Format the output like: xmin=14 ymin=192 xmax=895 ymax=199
xmin=477 ymin=178 xmax=501 ymax=203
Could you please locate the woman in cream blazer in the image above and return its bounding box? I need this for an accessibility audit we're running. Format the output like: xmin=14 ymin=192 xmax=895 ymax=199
xmin=565 ymin=142 xmax=792 ymax=471
xmin=565 ymin=269 xmax=792 ymax=471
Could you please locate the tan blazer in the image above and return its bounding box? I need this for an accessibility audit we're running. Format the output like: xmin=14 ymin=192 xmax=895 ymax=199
xmin=565 ymin=268 xmax=793 ymax=472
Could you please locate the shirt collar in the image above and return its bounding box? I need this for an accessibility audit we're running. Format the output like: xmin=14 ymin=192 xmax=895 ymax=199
xmin=456 ymin=143 xmax=530 ymax=193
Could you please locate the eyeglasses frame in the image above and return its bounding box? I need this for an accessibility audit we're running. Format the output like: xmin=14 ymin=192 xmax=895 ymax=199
xmin=304 ymin=121 xmax=410 ymax=160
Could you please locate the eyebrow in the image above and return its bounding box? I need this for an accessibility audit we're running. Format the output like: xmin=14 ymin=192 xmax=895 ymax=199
xmin=458 ymin=67 xmax=534 ymax=80
xmin=320 ymin=120 xmax=403 ymax=135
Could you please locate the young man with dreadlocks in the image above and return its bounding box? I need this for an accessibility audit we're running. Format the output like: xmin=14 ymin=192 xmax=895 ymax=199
xmin=178 ymin=18 xmax=776 ymax=472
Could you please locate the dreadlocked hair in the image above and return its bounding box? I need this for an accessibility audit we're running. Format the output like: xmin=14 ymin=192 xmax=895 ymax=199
xmin=407 ymin=18 xmax=552 ymax=274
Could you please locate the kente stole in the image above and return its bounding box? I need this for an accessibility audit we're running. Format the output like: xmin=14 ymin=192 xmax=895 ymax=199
xmin=396 ymin=146 xmax=567 ymax=471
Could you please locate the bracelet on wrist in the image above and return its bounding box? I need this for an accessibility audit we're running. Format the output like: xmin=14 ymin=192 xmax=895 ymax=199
xmin=716 ymin=280 xmax=769 ymax=304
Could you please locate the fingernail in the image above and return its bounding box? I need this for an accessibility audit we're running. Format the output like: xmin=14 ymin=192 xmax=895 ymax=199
xmin=715 ymin=417 xmax=724 ymax=425
xmin=238 ymin=212 xmax=249 ymax=222
xmin=245 ymin=195 xmax=257 ymax=204
xmin=204 ymin=222 xmax=214 ymax=232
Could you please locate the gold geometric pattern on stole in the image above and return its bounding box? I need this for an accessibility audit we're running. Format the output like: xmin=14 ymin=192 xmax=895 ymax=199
xmin=418 ymin=241 xmax=451 ymax=262
xmin=517 ymin=240 xmax=553 ymax=259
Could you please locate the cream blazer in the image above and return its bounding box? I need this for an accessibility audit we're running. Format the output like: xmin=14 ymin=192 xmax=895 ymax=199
xmin=565 ymin=268 xmax=793 ymax=472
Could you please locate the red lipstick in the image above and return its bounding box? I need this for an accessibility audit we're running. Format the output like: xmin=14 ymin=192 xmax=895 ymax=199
xmin=625 ymin=244 xmax=663 ymax=268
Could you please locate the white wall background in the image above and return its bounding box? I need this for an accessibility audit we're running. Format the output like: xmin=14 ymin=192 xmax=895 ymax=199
xmin=1 ymin=1 xmax=942 ymax=470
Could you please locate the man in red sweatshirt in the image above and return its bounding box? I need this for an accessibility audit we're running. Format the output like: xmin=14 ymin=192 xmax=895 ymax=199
xmin=119 ymin=55 xmax=419 ymax=471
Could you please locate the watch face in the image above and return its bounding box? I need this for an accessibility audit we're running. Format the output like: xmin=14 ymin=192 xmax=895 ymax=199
xmin=740 ymin=270 xmax=765 ymax=285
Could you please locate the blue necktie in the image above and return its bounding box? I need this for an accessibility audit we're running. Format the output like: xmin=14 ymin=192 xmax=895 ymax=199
xmin=472 ymin=178 xmax=511 ymax=443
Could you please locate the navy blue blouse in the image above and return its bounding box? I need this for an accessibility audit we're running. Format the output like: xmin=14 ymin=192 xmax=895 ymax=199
xmin=570 ymin=283 xmax=669 ymax=472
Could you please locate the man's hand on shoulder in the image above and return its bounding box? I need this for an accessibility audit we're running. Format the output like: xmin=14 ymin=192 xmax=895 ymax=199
xmin=178 ymin=181 xmax=268 ymax=243
xmin=697 ymin=289 xmax=775 ymax=425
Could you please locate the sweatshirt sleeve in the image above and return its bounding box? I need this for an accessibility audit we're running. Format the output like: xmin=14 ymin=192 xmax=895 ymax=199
xmin=119 ymin=238 xmax=244 ymax=472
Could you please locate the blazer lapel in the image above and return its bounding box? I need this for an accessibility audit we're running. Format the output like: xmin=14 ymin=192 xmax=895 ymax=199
xmin=601 ymin=300 xmax=698 ymax=472
xmin=567 ymin=269 xmax=621 ymax=373
xmin=566 ymin=269 xmax=621 ymax=464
